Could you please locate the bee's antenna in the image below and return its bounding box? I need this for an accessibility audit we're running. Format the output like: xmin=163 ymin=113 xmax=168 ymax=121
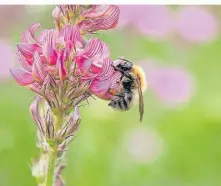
xmin=118 ymin=57 xmax=132 ymax=63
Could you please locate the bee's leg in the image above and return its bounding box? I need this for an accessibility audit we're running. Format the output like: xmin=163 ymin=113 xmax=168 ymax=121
xmin=115 ymin=92 xmax=124 ymax=97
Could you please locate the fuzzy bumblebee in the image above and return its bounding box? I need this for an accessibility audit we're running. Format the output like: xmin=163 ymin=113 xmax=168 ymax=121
xmin=108 ymin=58 xmax=147 ymax=122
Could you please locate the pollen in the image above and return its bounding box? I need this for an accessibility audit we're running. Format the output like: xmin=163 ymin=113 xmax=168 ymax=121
xmin=132 ymin=65 xmax=147 ymax=92
xmin=108 ymin=89 xmax=117 ymax=95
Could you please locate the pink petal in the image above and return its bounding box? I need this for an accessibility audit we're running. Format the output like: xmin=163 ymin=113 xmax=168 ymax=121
xmin=75 ymin=55 xmax=92 ymax=75
xmin=17 ymin=43 xmax=39 ymax=59
xmin=77 ymin=38 xmax=103 ymax=58
xmin=89 ymin=78 xmax=111 ymax=96
xmin=60 ymin=25 xmax=82 ymax=48
xmin=16 ymin=50 xmax=32 ymax=72
xmin=47 ymin=45 xmax=58 ymax=65
xmin=32 ymin=52 xmax=47 ymax=82
xmin=37 ymin=29 xmax=49 ymax=44
xmin=57 ymin=51 xmax=67 ymax=80
xmin=109 ymin=71 xmax=122 ymax=89
xmin=80 ymin=5 xmax=120 ymax=32
xmin=28 ymin=82 xmax=42 ymax=94
xmin=101 ymin=42 xmax=110 ymax=58
xmin=21 ymin=23 xmax=41 ymax=44
xmin=96 ymin=58 xmax=114 ymax=80
xmin=81 ymin=5 xmax=110 ymax=18
xmin=10 ymin=68 xmax=34 ymax=86
xmin=42 ymin=29 xmax=57 ymax=51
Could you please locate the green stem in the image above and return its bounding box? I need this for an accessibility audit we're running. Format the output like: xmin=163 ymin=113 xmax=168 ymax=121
xmin=45 ymin=111 xmax=63 ymax=186
xmin=45 ymin=149 xmax=57 ymax=186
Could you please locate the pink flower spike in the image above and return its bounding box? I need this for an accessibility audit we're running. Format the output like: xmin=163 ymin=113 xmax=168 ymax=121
xmin=47 ymin=45 xmax=57 ymax=65
xmin=32 ymin=52 xmax=47 ymax=83
xmin=10 ymin=68 xmax=34 ymax=86
xmin=17 ymin=43 xmax=39 ymax=59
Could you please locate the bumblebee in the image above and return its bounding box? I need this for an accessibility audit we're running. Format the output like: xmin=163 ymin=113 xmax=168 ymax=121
xmin=108 ymin=58 xmax=147 ymax=122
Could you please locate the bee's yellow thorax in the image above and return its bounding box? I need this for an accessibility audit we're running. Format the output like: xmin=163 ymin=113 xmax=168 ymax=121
xmin=132 ymin=65 xmax=147 ymax=92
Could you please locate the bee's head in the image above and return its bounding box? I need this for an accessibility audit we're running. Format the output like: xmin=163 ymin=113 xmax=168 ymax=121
xmin=115 ymin=58 xmax=133 ymax=71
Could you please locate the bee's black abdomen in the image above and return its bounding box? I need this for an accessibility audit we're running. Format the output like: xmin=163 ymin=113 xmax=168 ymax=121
xmin=122 ymin=99 xmax=129 ymax=110
xmin=109 ymin=95 xmax=132 ymax=111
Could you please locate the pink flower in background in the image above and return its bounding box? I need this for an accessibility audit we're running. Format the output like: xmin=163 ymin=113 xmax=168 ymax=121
xmin=175 ymin=6 xmax=218 ymax=43
xmin=140 ymin=60 xmax=195 ymax=105
xmin=118 ymin=5 xmax=173 ymax=39
xmin=127 ymin=127 xmax=163 ymax=163
xmin=0 ymin=40 xmax=14 ymax=80
xmin=136 ymin=6 xmax=174 ymax=39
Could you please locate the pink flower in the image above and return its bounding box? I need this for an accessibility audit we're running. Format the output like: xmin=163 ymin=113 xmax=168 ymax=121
xmin=10 ymin=23 xmax=121 ymax=99
xmin=53 ymin=5 xmax=120 ymax=34
xmin=140 ymin=60 xmax=195 ymax=105
xmin=175 ymin=6 xmax=218 ymax=43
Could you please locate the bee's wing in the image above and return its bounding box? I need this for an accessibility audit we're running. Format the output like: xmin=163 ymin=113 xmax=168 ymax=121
xmin=136 ymin=78 xmax=144 ymax=122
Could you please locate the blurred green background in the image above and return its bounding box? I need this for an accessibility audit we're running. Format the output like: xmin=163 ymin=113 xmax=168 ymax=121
xmin=1 ymin=5 xmax=221 ymax=186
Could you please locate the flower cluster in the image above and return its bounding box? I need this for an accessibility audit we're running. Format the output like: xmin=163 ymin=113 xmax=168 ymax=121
xmin=10 ymin=5 xmax=123 ymax=186
xmin=53 ymin=5 xmax=120 ymax=34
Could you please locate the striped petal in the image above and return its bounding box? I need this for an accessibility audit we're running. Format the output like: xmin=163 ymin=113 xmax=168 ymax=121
xmin=109 ymin=71 xmax=122 ymax=89
xmin=28 ymin=82 xmax=42 ymax=94
xmin=77 ymin=38 xmax=103 ymax=58
xmin=16 ymin=50 xmax=32 ymax=72
xmin=81 ymin=5 xmax=110 ymax=18
xmin=21 ymin=23 xmax=41 ymax=44
xmin=96 ymin=58 xmax=114 ymax=80
xmin=42 ymin=29 xmax=57 ymax=51
xmin=37 ymin=29 xmax=49 ymax=44
xmin=32 ymin=52 xmax=47 ymax=82
xmin=89 ymin=78 xmax=111 ymax=96
xmin=10 ymin=68 xmax=34 ymax=86
xmin=17 ymin=43 xmax=39 ymax=59
xmin=79 ymin=5 xmax=120 ymax=32
xmin=102 ymin=42 xmax=110 ymax=58
xmin=60 ymin=25 xmax=82 ymax=47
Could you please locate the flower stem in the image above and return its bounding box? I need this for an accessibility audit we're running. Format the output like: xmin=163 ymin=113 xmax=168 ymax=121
xmin=45 ymin=148 xmax=57 ymax=186
xmin=45 ymin=110 xmax=63 ymax=186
